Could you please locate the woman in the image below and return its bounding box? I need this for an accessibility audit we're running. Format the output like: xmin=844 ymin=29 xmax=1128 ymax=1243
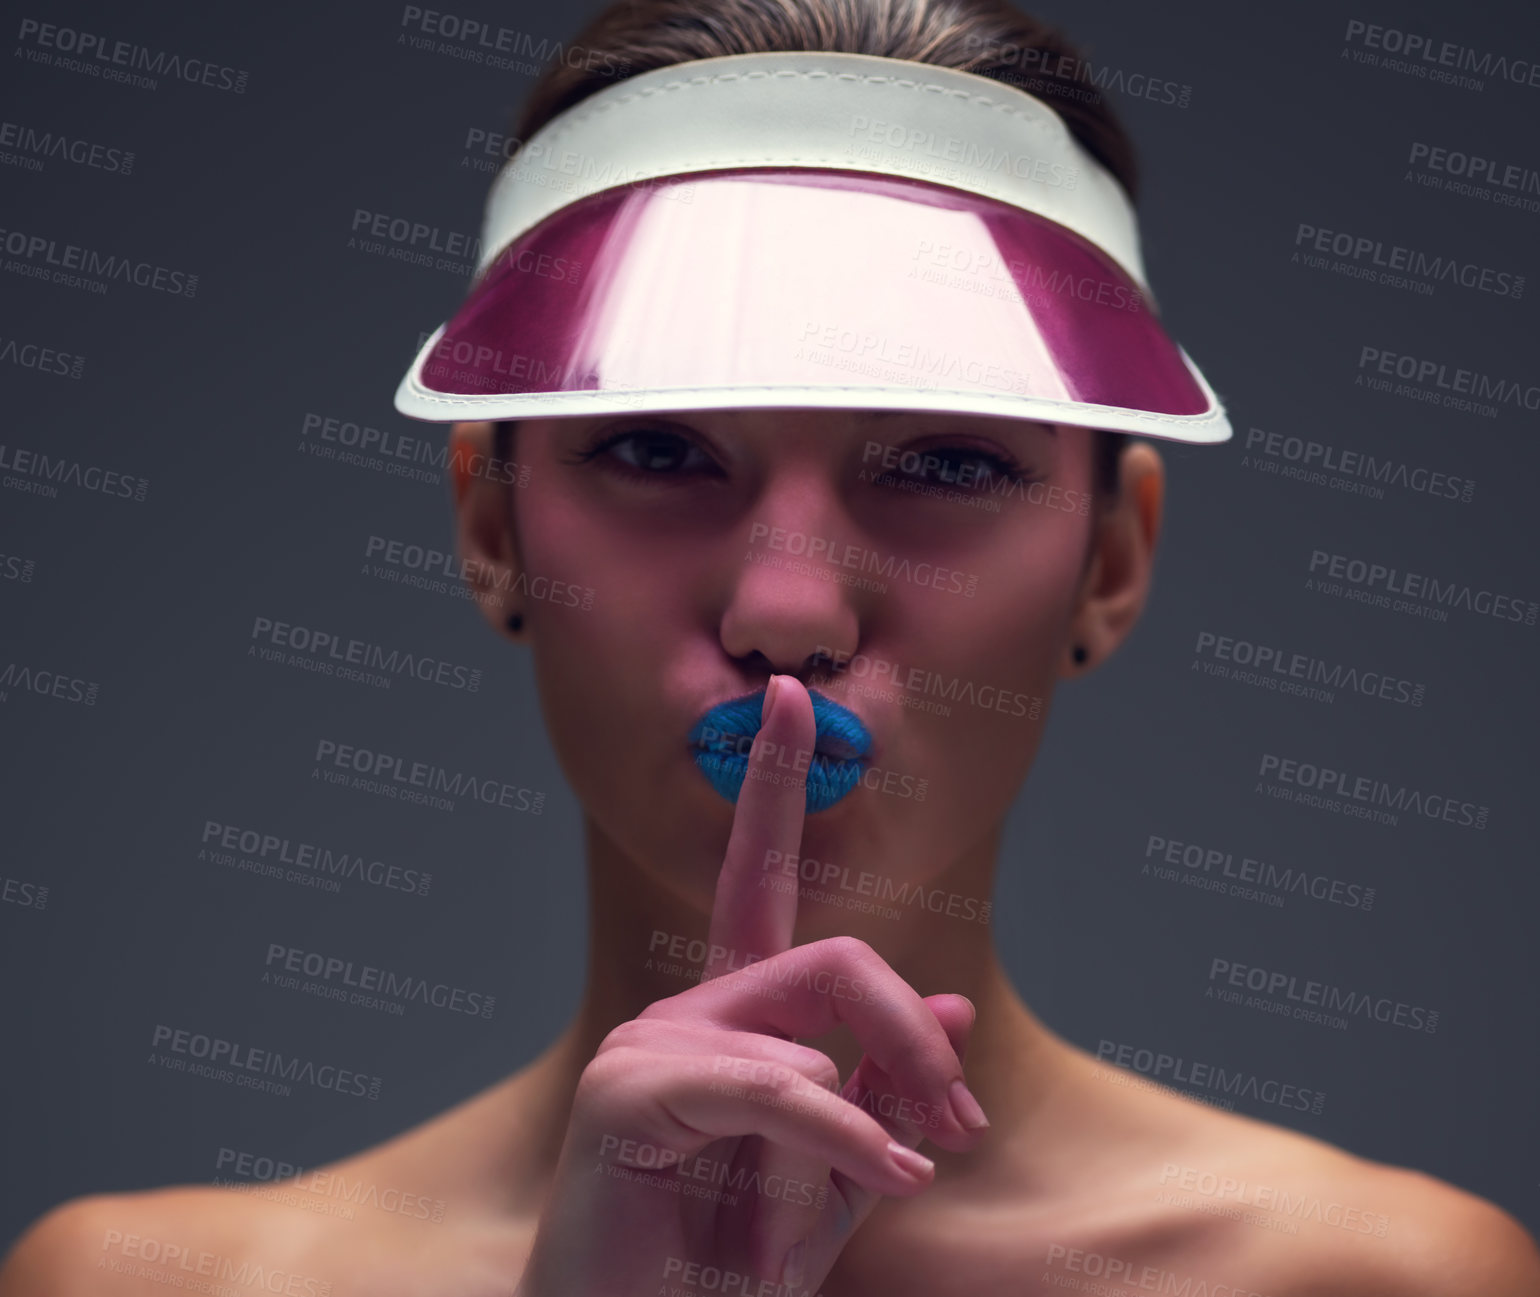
xmin=3 ymin=2 xmax=1536 ymax=1294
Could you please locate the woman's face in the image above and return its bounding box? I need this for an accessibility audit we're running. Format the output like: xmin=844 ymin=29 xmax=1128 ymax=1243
xmin=452 ymin=409 xmax=1160 ymax=913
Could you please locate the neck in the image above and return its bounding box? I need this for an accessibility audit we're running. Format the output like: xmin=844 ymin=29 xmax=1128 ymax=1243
xmin=511 ymin=814 xmax=1079 ymax=1193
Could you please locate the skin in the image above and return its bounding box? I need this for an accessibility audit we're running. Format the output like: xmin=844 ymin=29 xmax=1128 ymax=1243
xmin=3 ymin=410 xmax=1537 ymax=1296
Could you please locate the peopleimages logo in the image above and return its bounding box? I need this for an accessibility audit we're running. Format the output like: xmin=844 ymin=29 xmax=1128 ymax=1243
xmin=762 ymin=849 xmax=992 ymax=924
xmin=909 ymin=240 xmax=1144 ymax=317
xmin=213 ymin=1146 xmax=447 ymax=1223
xmin=398 ymin=5 xmax=628 ymax=77
xmin=0 ymin=660 xmax=99 ymax=707
xmin=1143 ymin=833 xmax=1374 ymax=912
xmin=1243 ymin=426 xmax=1473 ymax=503
xmin=957 ymin=34 xmax=1193 ymax=108
xmin=1154 ymin=1164 xmax=1391 ymax=1237
xmin=1257 ymin=753 xmax=1489 ymax=831
xmin=1405 ymin=142 xmax=1540 ymax=210
xmin=1306 ymin=549 xmax=1536 ymax=627
xmin=0 ymin=552 xmax=37 ymax=583
xmin=1357 ymin=346 xmax=1540 ymax=419
xmin=0 ymin=333 xmax=85 ymax=379
xmin=0 ymin=443 xmax=148 ymax=501
xmin=14 ymin=18 xmax=250 ymax=93
xmin=597 ymin=1135 xmax=829 ymax=1211
xmin=1342 ymin=19 xmax=1540 ymax=89
xmin=148 ymin=1023 xmax=385 ymax=1097
xmin=300 ymin=411 xmax=523 ymax=485
xmin=813 ymin=645 xmax=1041 ymax=720
xmin=96 ymin=1231 xmax=326 ymax=1297
xmin=747 ymin=522 xmax=980 ymax=597
xmin=263 ymin=944 xmax=494 ymax=1019
xmin=847 ymin=114 xmax=1079 ymax=188
xmin=1096 ymin=1039 xmax=1326 ymax=1115
xmin=0 ymin=119 xmax=134 ymax=174
xmin=1042 ymin=1244 xmax=1277 ymax=1295
xmin=364 ymin=535 xmax=594 ymax=611
xmin=348 ymin=208 xmax=584 ymax=284
xmin=1192 ymin=629 xmax=1425 ymax=707
xmin=0 ymin=225 xmax=198 ymax=296
xmin=200 ymin=819 xmax=431 ymax=896
xmin=249 ymin=615 xmax=482 ymax=692
xmin=1 ymin=875 xmax=48 ymax=910
xmin=860 ymin=439 xmax=1092 ymax=514
xmin=796 ymin=320 xmax=1037 ymax=398
xmin=1206 ymin=958 xmax=1439 ymax=1034
xmin=1292 ymin=223 xmax=1523 ymax=297
xmin=311 ymin=738 xmax=545 ymax=814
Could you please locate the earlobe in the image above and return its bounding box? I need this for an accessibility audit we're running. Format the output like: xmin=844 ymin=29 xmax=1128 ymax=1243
xmin=1059 ymin=639 xmax=1092 ymax=678
xmin=1062 ymin=442 xmax=1163 ymax=677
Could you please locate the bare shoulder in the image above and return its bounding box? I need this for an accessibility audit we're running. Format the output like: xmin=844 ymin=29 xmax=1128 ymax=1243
xmin=1279 ymin=1153 xmax=1540 ymax=1297
xmin=1049 ymin=1051 xmax=1538 ymax=1297
xmin=0 ymin=1160 xmax=529 ymax=1297
xmin=0 ymin=1183 xmax=328 ymax=1296
xmin=0 ymin=1071 xmax=544 ymax=1297
xmin=1089 ymin=1071 xmax=1540 ymax=1297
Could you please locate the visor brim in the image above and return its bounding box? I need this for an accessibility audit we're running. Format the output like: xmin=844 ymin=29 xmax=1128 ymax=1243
xmin=395 ymin=168 xmax=1231 ymax=444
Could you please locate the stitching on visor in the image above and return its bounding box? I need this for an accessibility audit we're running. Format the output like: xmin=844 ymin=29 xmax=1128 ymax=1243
xmin=523 ymin=67 xmax=1066 ymax=152
xmin=488 ymin=66 xmax=1077 ymax=224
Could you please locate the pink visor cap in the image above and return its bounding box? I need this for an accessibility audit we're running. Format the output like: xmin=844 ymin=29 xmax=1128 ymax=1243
xmin=393 ymin=51 xmax=1232 ymax=444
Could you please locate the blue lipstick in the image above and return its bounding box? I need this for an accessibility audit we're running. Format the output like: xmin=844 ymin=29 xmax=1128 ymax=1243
xmin=688 ymin=687 xmax=873 ymax=814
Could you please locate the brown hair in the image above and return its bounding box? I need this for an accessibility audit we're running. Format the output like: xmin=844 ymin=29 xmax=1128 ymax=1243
xmin=496 ymin=0 xmax=1138 ymax=499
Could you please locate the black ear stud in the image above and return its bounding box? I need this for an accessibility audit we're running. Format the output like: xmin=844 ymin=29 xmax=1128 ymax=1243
xmin=506 ymin=612 xmax=523 ymax=633
xmin=1072 ymin=644 xmax=1087 ymax=665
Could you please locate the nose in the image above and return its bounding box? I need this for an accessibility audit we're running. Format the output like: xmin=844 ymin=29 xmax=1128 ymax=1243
xmin=718 ymin=471 xmax=863 ymax=678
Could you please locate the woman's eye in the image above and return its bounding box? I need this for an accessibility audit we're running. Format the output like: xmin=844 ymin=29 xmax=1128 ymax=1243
xmin=568 ymin=428 xmax=721 ymax=481
xmin=879 ymin=445 xmax=1031 ymax=490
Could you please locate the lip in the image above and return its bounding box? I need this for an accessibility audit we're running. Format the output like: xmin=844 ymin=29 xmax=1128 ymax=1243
xmin=687 ymin=687 xmax=873 ymax=813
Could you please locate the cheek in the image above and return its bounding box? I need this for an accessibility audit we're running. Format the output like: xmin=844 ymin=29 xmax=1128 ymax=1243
xmin=515 ymin=493 xmax=655 ymax=785
xmin=939 ymin=507 xmax=1089 ymax=681
xmin=512 ymin=489 xmax=729 ymax=873
xmin=862 ymin=515 xmax=1089 ymax=852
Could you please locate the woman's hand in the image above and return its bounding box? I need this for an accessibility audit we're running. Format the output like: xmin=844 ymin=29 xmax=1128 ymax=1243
xmin=514 ymin=674 xmax=987 ymax=1296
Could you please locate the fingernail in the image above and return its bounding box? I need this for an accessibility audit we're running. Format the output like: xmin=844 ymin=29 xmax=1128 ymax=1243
xmin=762 ymin=675 xmax=781 ymax=727
xmin=781 ymin=1238 xmax=806 ymax=1288
xmin=948 ymin=1078 xmax=990 ymax=1131
xmin=887 ymin=1140 xmax=934 ymax=1180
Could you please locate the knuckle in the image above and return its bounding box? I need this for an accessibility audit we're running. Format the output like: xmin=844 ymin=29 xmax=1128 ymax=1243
xmin=725 ymin=1057 xmax=806 ymax=1098
xmin=766 ymin=1065 xmax=808 ymax=1098
xmin=580 ymin=1043 xmax=641 ymax=1094
xmin=792 ymin=1047 xmax=841 ymax=1092
xmin=820 ymin=933 xmax=877 ymax=967
xmin=635 ymin=996 xmax=678 ymax=1021
xmin=574 ymin=1049 xmax=663 ymax=1129
xmin=600 ymin=1017 xmax=656 ymax=1051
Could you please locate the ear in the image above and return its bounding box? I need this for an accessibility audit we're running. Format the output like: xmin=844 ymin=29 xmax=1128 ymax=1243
xmin=448 ymin=420 xmax=525 ymax=643
xmin=1060 ymin=439 xmax=1164 ymax=676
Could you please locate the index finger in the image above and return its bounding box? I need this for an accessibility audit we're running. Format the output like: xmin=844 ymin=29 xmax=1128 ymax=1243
xmin=704 ymin=673 xmax=816 ymax=981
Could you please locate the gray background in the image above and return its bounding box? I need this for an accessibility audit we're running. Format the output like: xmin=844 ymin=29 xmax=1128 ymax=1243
xmin=2 ymin=0 xmax=1537 ymax=1253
